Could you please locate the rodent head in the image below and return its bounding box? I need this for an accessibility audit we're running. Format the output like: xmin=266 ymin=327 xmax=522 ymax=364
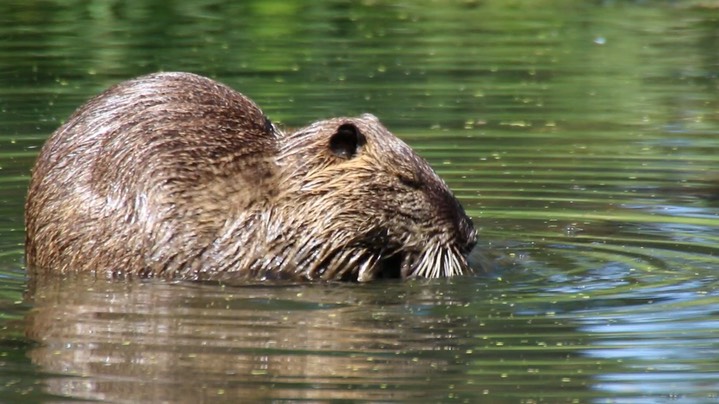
xmin=275 ymin=114 xmax=477 ymax=281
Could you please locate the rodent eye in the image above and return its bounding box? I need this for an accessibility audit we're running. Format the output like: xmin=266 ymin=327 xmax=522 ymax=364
xmin=330 ymin=123 xmax=366 ymax=159
xmin=398 ymin=174 xmax=423 ymax=190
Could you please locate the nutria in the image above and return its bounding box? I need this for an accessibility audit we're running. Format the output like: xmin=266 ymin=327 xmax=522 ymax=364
xmin=25 ymin=72 xmax=477 ymax=281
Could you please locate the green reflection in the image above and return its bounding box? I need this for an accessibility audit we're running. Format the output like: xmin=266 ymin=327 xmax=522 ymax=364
xmin=0 ymin=0 xmax=719 ymax=402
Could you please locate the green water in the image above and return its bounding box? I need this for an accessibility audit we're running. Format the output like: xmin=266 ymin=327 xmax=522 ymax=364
xmin=2 ymin=1 xmax=719 ymax=402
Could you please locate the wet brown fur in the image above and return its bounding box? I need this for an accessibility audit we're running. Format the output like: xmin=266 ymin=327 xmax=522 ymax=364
xmin=25 ymin=72 xmax=476 ymax=281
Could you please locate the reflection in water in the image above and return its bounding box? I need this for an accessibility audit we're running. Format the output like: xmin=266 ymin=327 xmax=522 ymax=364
xmin=25 ymin=275 xmax=485 ymax=402
xmin=21 ymin=264 xmax=719 ymax=402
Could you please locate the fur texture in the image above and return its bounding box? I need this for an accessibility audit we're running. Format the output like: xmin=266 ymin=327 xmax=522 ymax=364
xmin=25 ymin=72 xmax=476 ymax=281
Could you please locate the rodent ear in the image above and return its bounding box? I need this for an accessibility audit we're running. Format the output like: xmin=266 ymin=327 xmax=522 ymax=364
xmin=330 ymin=123 xmax=366 ymax=159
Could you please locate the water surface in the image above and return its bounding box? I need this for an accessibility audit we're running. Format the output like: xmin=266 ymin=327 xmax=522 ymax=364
xmin=1 ymin=1 xmax=718 ymax=402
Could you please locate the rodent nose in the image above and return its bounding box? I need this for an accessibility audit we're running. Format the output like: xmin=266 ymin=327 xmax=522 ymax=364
xmin=457 ymin=214 xmax=477 ymax=254
xmin=426 ymin=180 xmax=476 ymax=253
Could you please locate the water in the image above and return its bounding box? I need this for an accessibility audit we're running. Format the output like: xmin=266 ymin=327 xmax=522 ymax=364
xmin=2 ymin=1 xmax=719 ymax=402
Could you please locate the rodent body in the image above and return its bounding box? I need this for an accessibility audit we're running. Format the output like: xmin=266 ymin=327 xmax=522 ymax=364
xmin=25 ymin=72 xmax=476 ymax=281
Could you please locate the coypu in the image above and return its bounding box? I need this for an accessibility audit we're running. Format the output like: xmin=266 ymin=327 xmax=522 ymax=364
xmin=25 ymin=72 xmax=477 ymax=281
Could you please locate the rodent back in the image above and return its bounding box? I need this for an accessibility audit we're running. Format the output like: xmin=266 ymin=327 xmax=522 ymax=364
xmin=25 ymin=72 xmax=281 ymax=275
